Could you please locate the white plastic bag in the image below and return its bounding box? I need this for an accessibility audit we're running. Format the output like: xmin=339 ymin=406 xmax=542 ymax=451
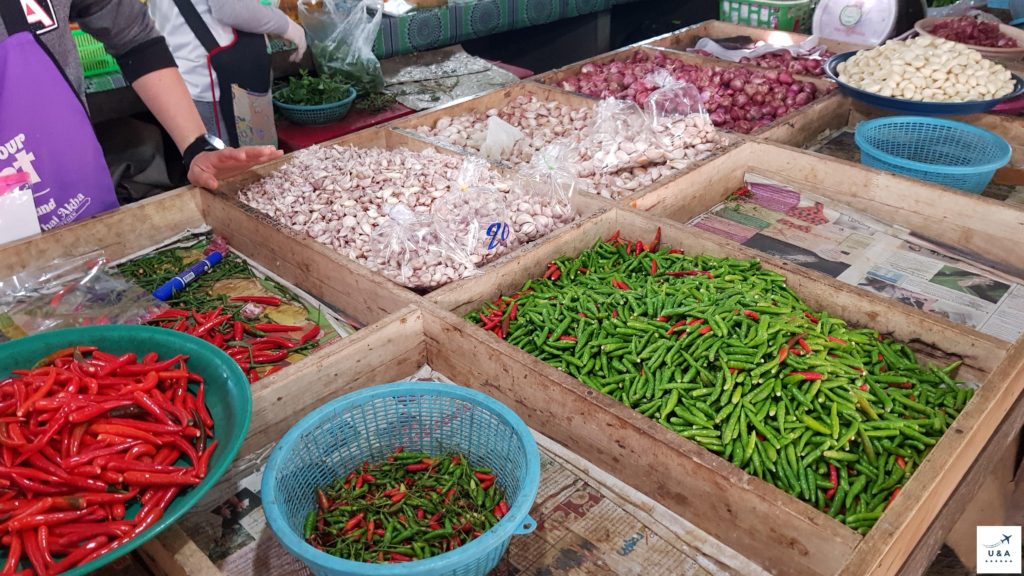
xmin=479 ymin=116 xmax=524 ymax=162
xmin=300 ymin=0 xmax=384 ymax=94
xmin=368 ymin=203 xmax=476 ymax=289
xmin=0 ymin=172 xmax=40 ymax=246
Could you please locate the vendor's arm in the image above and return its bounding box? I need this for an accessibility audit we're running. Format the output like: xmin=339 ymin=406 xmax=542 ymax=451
xmin=71 ymin=0 xmax=283 ymax=189
xmin=131 ymin=69 xmax=283 ymax=190
xmin=210 ymin=0 xmax=307 ymax=62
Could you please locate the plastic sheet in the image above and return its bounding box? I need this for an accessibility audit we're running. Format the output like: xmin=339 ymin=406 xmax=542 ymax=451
xmin=0 ymin=252 xmax=167 ymax=340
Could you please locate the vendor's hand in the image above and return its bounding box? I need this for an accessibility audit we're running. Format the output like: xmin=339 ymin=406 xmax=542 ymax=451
xmin=188 ymin=146 xmax=283 ymax=190
xmin=284 ymin=20 xmax=308 ymax=63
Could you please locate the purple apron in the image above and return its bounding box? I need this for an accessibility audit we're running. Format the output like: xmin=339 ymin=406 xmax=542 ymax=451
xmin=0 ymin=4 xmax=118 ymax=232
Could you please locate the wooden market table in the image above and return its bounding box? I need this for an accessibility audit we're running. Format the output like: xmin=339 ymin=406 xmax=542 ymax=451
xmin=16 ymin=18 xmax=1024 ymax=576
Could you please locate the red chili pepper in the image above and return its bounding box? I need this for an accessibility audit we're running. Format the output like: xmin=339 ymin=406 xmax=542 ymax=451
xmin=405 ymin=463 xmax=430 ymax=472
xmin=787 ymin=371 xmax=823 ymax=381
xmin=859 ymin=384 xmax=869 ymax=391
xmin=742 ymin=310 xmax=759 ymax=321
xmin=121 ymin=471 xmax=199 ymax=487
xmin=650 ymin=259 xmax=658 ymax=276
xmin=390 ymin=552 xmax=412 ymax=562
xmin=804 ymin=311 xmax=820 ymax=324
xmin=886 ymin=487 xmax=901 ymax=510
xmin=798 ymin=339 xmax=812 ymax=354
xmin=253 ymin=323 xmax=303 ymax=333
xmin=827 ymin=336 xmax=848 ymax=345
xmin=343 ymin=512 xmax=365 ymax=533
xmin=557 ymin=335 xmax=578 ymax=342
xmin=297 ymin=325 xmax=321 ymax=346
xmin=608 ymin=230 xmax=621 ymax=243
xmin=888 ymin=382 xmax=913 ymax=389
xmin=229 ymin=295 xmax=282 ymax=306
xmin=509 ymin=302 xmax=519 ymax=322
xmin=698 ymin=326 xmax=713 ymax=335
xmin=895 ymin=456 xmax=906 ymax=469
xmin=650 ymin=227 xmax=661 ymax=252
xmin=778 ymin=346 xmax=790 ymax=363
xmin=664 ymin=270 xmax=714 ymax=278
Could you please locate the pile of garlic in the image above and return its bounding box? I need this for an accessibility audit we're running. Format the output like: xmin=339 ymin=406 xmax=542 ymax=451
xmin=837 ymin=36 xmax=1015 ymax=102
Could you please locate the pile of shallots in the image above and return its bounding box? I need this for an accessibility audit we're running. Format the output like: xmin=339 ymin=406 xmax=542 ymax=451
xmin=691 ymin=48 xmax=830 ymax=77
xmin=238 ymin=146 xmax=574 ymax=289
xmin=554 ymin=50 xmax=829 ymax=134
xmin=412 ymin=95 xmax=727 ymax=198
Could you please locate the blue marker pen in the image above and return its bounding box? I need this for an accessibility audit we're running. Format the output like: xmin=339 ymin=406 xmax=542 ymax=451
xmin=152 ymin=251 xmax=224 ymax=301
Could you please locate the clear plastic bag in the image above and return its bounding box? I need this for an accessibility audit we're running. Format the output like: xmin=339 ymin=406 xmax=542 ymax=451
xmin=926 ymin=0 xmax=986 ymax=18
xmin=433 ymin=159 xmax=519 ymax=263
xmin=299 ymin=0 xmax=384 ymax=95
xmin=510 ymin=143 xmax=582 ymax=242
xmin=368 ymin=204 xmax=477 ymax=289
xmin=479 ymin=116 xmax=524 ymax=162
xmin=643 ymin=69 xmax=707 ymax=128
xmin=585 ymin=97 xmax=664 ymax=174
xmin=0 ymin=252 xmax=167 ymax=340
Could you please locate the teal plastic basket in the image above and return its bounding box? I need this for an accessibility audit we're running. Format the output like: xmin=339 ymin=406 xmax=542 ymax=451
xmin=273 ymin=86 xmax=357 ymax=125
xmin=262 ymin=382 xmax=539 ymax=576
xmin=0 ymin=326 xmax=252 ymax=575
xmin=854 ymin=116 xmax=1012 ymax=194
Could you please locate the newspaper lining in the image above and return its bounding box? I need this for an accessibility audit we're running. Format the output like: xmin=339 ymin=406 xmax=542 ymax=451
xmin=689 ymin=173 xmax=1024 ymax=343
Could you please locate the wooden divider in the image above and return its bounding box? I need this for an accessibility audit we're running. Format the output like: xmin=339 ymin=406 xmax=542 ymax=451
xmin=629 ymin=140 xmax=1024 ymax=281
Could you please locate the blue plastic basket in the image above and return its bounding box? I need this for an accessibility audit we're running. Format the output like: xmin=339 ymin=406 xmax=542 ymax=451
xmin=854 ymin=117 xmax=1011 ymax=193
xmin=273 ymin=86 xmax=357 ymax=126
xmin=262 ymin=382 xmax=540 ymax=576
xmin=826 ymin=52 xmax=1024 ymax=115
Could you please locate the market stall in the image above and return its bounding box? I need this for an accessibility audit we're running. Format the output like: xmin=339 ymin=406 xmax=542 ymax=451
xmin=3 ymin=13 xmax=1024 ymax=576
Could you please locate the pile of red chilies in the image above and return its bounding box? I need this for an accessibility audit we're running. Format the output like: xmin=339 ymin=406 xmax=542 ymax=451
xmin=148 ymin=295 xmax=320 ymax=383
xmin=0 ymin=347 xmax=216 ymax=574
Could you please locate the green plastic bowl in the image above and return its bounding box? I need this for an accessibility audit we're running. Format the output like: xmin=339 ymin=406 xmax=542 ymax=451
xmin=0 ymin=325 xmax=252 ymax=575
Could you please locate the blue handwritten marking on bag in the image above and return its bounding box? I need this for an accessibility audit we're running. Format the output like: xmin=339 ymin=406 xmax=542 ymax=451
xmin=486 ymin=222 xmax=510 ymax=250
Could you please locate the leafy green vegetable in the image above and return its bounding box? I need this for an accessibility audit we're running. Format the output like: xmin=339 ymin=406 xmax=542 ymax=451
xmin=275 ymin=70 xmax=353 ymax=106
xmin=311 ymin=41 xmax=384 ymax=96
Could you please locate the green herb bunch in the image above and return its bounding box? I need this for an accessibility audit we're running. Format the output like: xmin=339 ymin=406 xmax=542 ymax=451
xmin=276 ymin=70 xmax=353 ymax=106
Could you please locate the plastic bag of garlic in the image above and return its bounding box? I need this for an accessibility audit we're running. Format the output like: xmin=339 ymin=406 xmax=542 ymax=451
xmin=237 ymin=145 xmax=577 ymax=290
xmin=432 ymin=158 xmax=521 ymax=264
xmin=513 ymin=143 xmax=585 ymax=242
xmin=412 ymin=95 xmax=727 ymax=199
xmin=369 ymin=203 xmax=478 ymax=289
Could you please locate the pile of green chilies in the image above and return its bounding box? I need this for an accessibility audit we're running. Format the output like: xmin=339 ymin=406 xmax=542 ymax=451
xmin=305 ymin=450 xmax=509 ymax=564
xmin=467 ymin=231 xmax=972 ymax=532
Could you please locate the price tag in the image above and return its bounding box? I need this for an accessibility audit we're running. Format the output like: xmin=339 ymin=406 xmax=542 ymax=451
xmin=485 ymin=222 xmax=510 ymax=250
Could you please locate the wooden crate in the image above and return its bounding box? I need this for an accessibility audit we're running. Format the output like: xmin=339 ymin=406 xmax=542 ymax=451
xmin=0 ymin=186 xmax=418 ymax=336
xmin=642 ymin=19 xmax=869 ymax=55
xmin=627 ymin=139 xmax=1024 ymax=281
xmin=386 ymin=81 xmax=744 ymax=203
xmin=427 ymin=207 xmax=1024 ymax=575
xmin=530 ymin=45 xmax=841 ymax=146
xmin=754 ymin=95 xmax=1024 ymax=188
xmin=137 ymin=304 xmax=755 ymax=575
xmin=212 ymin=125 xmax=613 ymax=291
